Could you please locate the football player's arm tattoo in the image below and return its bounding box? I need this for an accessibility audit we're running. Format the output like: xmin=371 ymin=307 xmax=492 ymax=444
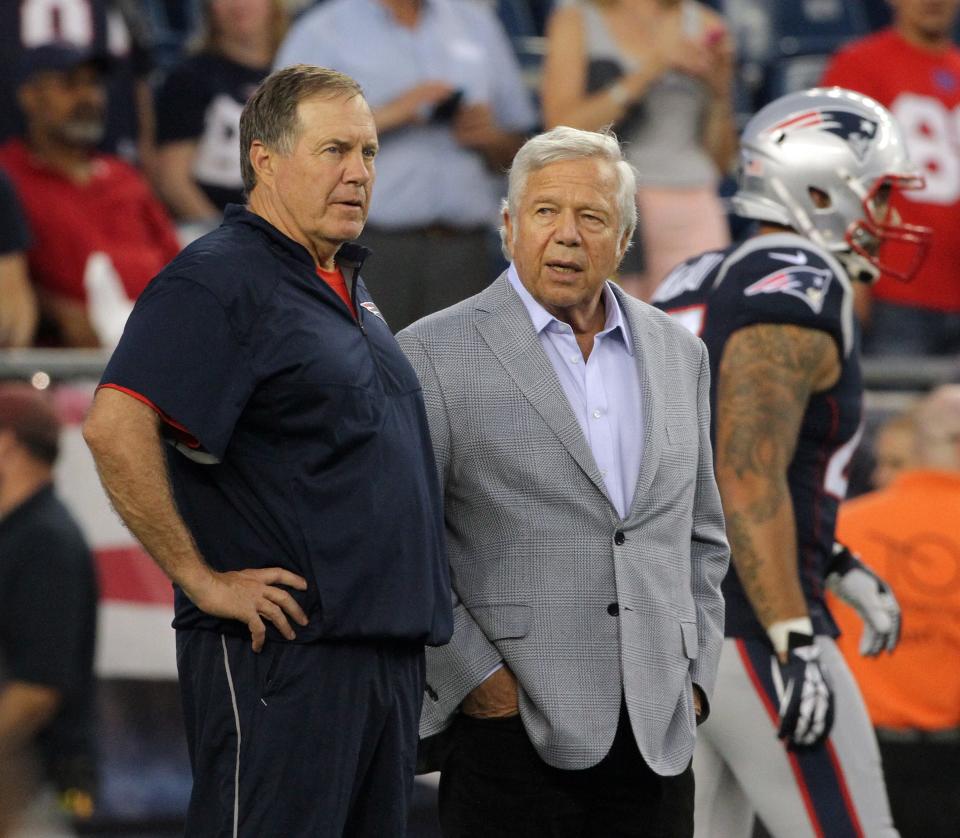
xmin=714 ymin=323 xmax=839 ymax=629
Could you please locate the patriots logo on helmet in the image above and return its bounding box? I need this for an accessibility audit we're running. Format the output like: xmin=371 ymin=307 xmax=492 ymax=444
xmin=767 ymin=109 xmax=878 ymax=161
xmin=744 ymin=265 xmax=834 ymax=314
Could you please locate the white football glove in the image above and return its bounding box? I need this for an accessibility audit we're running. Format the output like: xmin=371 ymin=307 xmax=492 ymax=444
xmin=826 ymin=542 xmax=901 ymax=656
xmin=770 ymin=634 xmax=835 ymax=750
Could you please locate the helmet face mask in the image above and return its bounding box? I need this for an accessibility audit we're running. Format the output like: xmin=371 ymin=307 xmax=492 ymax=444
xmin=732 ymin=87 xmax=932 ymax=283
xmin=845 ymin=174 xmax=931 ymax=283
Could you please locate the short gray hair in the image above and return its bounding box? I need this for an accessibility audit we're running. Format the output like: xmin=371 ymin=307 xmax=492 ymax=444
xmin=499 ymin=126 xmax=638 ymax=258
xmin=240 ymin=64 xmax=364 ymax=194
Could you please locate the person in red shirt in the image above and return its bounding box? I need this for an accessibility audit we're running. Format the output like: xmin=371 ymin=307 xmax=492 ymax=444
xmin=822 ymin=0 xmax=960 ymax=356
xmin=0 ymin=43 xmax=180 ymax=347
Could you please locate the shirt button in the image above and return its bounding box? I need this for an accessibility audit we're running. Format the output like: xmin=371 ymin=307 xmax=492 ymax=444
xmin=592 ymin=409 xmax=602 ymax=419
xmin=614 ymin=531 xmax=625 ymax=545
xmin=570 ymin=354 xmax=580 ymax=364
xmin=607 ymin=603 xmax=620 ymax=616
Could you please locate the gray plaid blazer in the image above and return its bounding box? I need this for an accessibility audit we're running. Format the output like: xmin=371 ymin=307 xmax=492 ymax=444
xmin=397 ymin=273 xmax=729 ymax=775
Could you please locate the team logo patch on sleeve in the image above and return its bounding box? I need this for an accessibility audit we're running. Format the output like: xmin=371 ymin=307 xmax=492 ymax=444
xmin=744 ymin=265 xmax=834 ymax=314
xmin=360 ymin=301 xmax=386 ymax=321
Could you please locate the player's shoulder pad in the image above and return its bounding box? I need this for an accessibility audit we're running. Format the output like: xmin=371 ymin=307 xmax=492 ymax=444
xmin=651 ymin=248 xmax=729 ymax=308
xmin=712 ymin=232 xmax=855 ymax=357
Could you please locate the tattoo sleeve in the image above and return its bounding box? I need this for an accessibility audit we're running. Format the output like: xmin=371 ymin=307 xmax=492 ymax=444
xmin=714 ymin=323 xmax=839 ymax=628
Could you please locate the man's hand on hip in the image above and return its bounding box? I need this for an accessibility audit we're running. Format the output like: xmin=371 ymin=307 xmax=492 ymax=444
xmin=461 ymin=666 xmax=519 ymax=719
xmin=186 ymin=568 xmax=309 ymax=652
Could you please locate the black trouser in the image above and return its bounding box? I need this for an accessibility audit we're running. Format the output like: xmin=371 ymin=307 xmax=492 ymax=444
xmin=176 ymin=629 xmax=424 ymax=838
xmin=438 ymin=705 xmax=694 ymax=837
xmin=877 ymin=735 xmax=960 ymax=838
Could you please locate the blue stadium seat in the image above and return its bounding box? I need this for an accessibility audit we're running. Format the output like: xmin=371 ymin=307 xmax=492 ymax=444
xmin=769 ymin=0 xmax=869 ymax=59
xmin=723 ymin=0 xmax=871 ymax=112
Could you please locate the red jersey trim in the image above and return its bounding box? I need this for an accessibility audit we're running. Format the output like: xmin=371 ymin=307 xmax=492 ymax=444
xmin=97 ymin=383 xmax=201 ymax=449
xmin=736 ymin=640 xmax=825 ymax=838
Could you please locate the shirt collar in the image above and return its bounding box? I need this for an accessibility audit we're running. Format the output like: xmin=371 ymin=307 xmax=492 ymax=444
xmin=224 ymin=204 xmax=370 ymax=272
xmin=507 ymin=263 xmax=634 ymax=355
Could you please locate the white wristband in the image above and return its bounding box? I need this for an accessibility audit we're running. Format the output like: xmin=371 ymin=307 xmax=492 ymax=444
xmin=767 ymin=617 xmax=814 ymax=656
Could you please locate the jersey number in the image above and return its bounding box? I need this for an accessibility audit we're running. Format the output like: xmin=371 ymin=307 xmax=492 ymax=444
xmin=664 ymin=304 xmax=706 ymax=337
xmin=892 ymin=93 xmax=960 ymax=205
xmin=824 ymin=423 xmax=863 ymax=500
xmin=20 ymin=0 xmax=93 ymax=45
xmin=20 ymin=0 xmax=129 ymax=54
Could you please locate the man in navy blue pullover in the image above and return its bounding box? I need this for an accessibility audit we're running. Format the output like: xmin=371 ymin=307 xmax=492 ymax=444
xmin=84 ymin=64 xmax=453 ymax=837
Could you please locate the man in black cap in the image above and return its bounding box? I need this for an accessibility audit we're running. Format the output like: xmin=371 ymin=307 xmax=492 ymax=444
xmin=0 ymin=43 xmax=180 ymax=347
xmin=0 ymin=0 xmax=154 ymax=164
xmin=0 ymin=382 xmax=98 ymax=835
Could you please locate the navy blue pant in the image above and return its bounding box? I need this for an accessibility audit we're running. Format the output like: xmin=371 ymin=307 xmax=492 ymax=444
xmin=176 ymin=630 xmax=424 ymax=837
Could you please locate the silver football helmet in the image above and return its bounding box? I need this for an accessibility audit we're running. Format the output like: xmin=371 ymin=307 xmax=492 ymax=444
xmin=732 ymin=87 xmax=931 ymax=282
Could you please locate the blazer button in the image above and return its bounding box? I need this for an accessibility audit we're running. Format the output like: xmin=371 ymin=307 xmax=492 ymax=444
xmin=614 ymin=531 xmax=626 ymax=545
xmin=607 ymin=603 xmax=620 ymax=616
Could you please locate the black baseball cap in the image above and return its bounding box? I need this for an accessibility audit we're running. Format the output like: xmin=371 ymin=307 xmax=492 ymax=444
xmin=16 ymin=42 xmax=113 ymax=86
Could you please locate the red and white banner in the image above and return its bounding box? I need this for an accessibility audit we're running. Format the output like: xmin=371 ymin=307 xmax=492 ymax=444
xmin=54 ymin=383 xmax=177 ymax=679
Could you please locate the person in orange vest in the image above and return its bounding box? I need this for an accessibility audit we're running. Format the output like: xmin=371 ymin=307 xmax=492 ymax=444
xmin=833 ymin=384 xmax=960 ymax=838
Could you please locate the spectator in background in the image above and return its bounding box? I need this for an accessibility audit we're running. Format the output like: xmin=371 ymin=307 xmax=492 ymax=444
xmin=0 ymin=0 xmax=155 ymax=170
xmin=154 ymin=0 xmax=289 ymax=233
xmin=541 ymin=0 xmax=736 ymax=301
xmin=275 ymin=0 xmax=537 ymax=332
xmin=0 ymin=171 xmax=36 ymax=348
xmin=834 ymin=385 xmax=960 ymax=838
xmin=822 ymin=0 xmax=960 ymax=356
xmin=0 ymin=44 xmax=181 ymax=348
xmin=871 ymin=410 xmax=917 ymax=490
xmin=0 ymin=383 xmax=99 ymax=836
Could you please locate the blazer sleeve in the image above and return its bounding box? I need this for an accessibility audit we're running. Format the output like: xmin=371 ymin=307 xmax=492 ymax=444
xmin=396 ymin=328 xmax=505 ymax=734
xmin=688 ymin=339 xmax=730 ymax=713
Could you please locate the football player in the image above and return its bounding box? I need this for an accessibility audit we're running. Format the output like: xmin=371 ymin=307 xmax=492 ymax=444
xmin=652 ymin=87 xmax=923 ymax=836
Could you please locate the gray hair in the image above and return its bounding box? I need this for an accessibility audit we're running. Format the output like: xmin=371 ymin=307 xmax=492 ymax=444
xmin=499 ymin=126 xmax=638 ymax=258
xmin=240 ymin=64 xmax=364 ymax=194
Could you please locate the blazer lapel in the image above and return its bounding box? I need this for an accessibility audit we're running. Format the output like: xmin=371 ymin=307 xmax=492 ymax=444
xmin=614 ymin=286 xmax=662 ymax=521
xmin=475 ymin=275 xmax=611 ymax=504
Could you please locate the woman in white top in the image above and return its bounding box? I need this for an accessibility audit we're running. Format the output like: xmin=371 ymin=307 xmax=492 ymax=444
xmin=541 ymin=0 xmax=737 ymax=300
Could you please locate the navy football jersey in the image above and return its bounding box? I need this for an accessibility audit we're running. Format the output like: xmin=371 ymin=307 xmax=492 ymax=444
xmin=652 ymin=232 xmax=862 ymax=640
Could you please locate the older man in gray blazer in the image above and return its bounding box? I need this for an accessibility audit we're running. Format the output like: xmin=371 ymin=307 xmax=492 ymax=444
xmin=397 ymin=126 xmax=729 ymax=837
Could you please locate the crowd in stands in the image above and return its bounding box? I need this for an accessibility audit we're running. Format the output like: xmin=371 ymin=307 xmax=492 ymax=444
xmin=0 ymin=0 xmax=958 ymax=353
